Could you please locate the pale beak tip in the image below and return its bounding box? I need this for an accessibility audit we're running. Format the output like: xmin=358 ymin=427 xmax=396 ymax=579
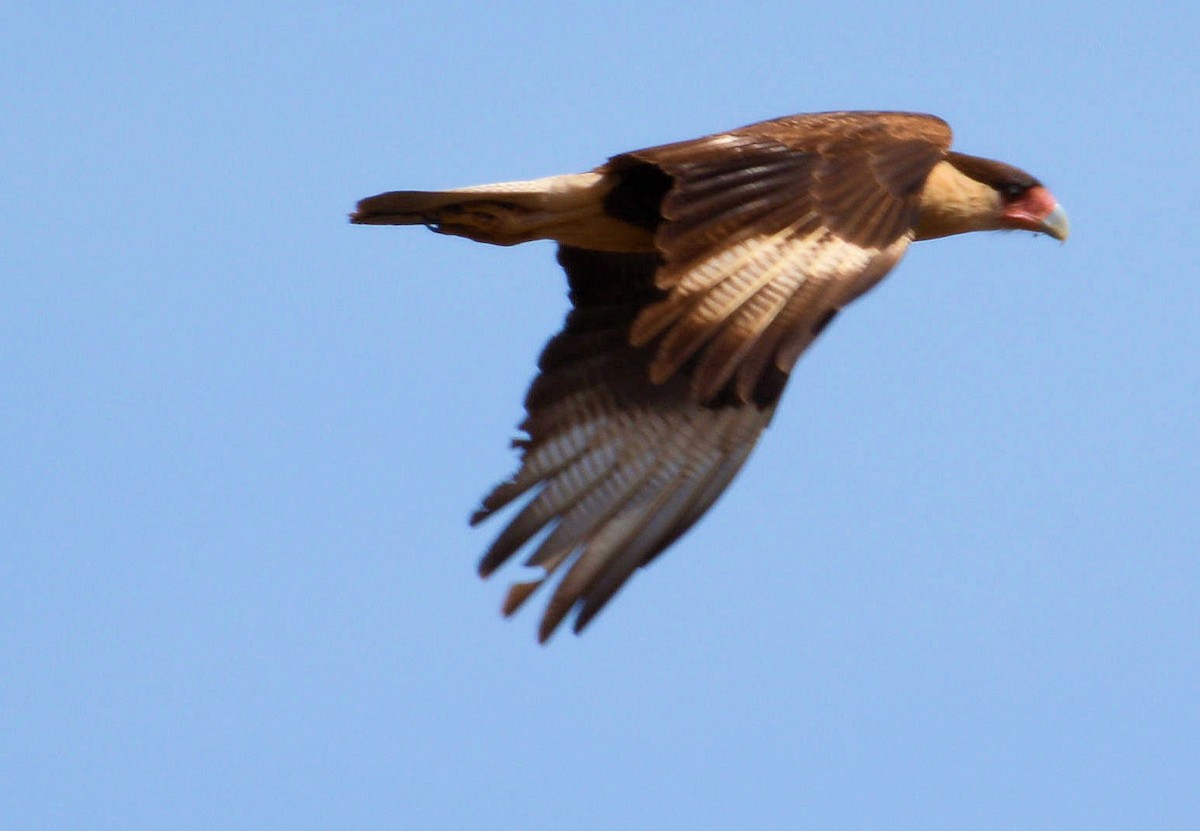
xmin=1042 ymin=204 xmax=1070 ymax=242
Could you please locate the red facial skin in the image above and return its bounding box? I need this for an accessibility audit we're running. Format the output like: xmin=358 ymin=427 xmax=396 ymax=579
xmin=1001 ymin=185 xmax=1062 ymax=234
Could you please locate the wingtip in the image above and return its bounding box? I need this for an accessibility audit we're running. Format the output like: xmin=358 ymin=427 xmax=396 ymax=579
xmin=571 ymin=607 xmax=598 ymax=636
xmin=536 ymin=596 xmax=575 ymax=644
xmin=536 ymin=621 xmax=557 ymax=645
xmin=501 ymin=579 xmax=544 ymax=616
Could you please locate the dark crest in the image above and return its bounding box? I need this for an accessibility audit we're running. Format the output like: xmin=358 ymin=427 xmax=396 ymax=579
xmin=947 ymin=152 xmax=1040 ymax=196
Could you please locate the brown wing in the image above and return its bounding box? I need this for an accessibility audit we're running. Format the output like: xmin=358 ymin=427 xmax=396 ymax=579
xmin=474 ymin=247 xmax=777 ymax=642
xmin=612 ymin=111 xmax=951 ymax=403
xmin=475 ymin=112 xmax=951 ymax=640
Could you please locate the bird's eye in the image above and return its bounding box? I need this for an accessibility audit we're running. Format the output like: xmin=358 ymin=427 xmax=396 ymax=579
xmin=1000 ymin=182 xmax=1027 ymax=198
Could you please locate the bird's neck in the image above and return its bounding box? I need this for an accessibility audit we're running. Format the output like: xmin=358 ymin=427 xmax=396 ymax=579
xmin=912 ymin=161 xmax=1004 ymax=241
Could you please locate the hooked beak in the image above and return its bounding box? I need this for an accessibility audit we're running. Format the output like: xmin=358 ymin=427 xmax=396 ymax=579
xmin=1039 ymin=203 xmax=1070 ymax=242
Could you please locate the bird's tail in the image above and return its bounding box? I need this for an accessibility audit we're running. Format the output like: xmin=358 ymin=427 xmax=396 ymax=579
xmin=350 ymin=171 xmax=654 ymax=251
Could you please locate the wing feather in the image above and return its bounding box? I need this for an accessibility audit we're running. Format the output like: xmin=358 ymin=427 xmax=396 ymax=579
xmin=538 ymin=455 xmax=689 ymax=639
xmin=732 ymin=269 xmax=845 ymax=403
xmin=477 ymin=440 xmax=623 ymax=577
xmin=569 ymin=409 xmax=764 ymax=633
xmin=690 ymin=269 xmax=804 ymax=400
xmin=523 ymin=444 xmax=659 ymax=571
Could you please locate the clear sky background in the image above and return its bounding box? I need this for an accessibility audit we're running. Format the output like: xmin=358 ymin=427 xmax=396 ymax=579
xmin=4 ymin=2 xmax=1198 ymax=829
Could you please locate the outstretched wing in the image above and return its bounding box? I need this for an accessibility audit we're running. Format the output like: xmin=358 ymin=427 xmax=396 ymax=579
xmin=475 ymin=112 xmax=952 ymax=640
xmin=473 ymin=247 xmax=777 ymax=642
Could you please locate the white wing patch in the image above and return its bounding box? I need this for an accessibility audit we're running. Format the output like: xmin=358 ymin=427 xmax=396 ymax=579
xmin=632 ymin=228 xmax=912 ymax=399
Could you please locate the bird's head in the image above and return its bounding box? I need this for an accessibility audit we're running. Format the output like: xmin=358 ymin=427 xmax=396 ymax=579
xmin=952 ymin=151 xmax=1068 ymax=241
xmin=914 ymin=152 xmax=1069 ymax=242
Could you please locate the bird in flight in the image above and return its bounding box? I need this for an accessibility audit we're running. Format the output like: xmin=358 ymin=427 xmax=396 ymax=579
xmin=352 ymin=111 xmax=1068 ymax=643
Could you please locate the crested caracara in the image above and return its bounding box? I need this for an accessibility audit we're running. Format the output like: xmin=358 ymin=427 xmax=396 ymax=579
xmin=352 ymin=111 xmax=1069 ymax=642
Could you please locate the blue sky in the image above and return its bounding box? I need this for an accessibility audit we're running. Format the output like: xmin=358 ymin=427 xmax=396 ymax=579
xmin=4 ymin=2 xmax=1198 ymax=829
